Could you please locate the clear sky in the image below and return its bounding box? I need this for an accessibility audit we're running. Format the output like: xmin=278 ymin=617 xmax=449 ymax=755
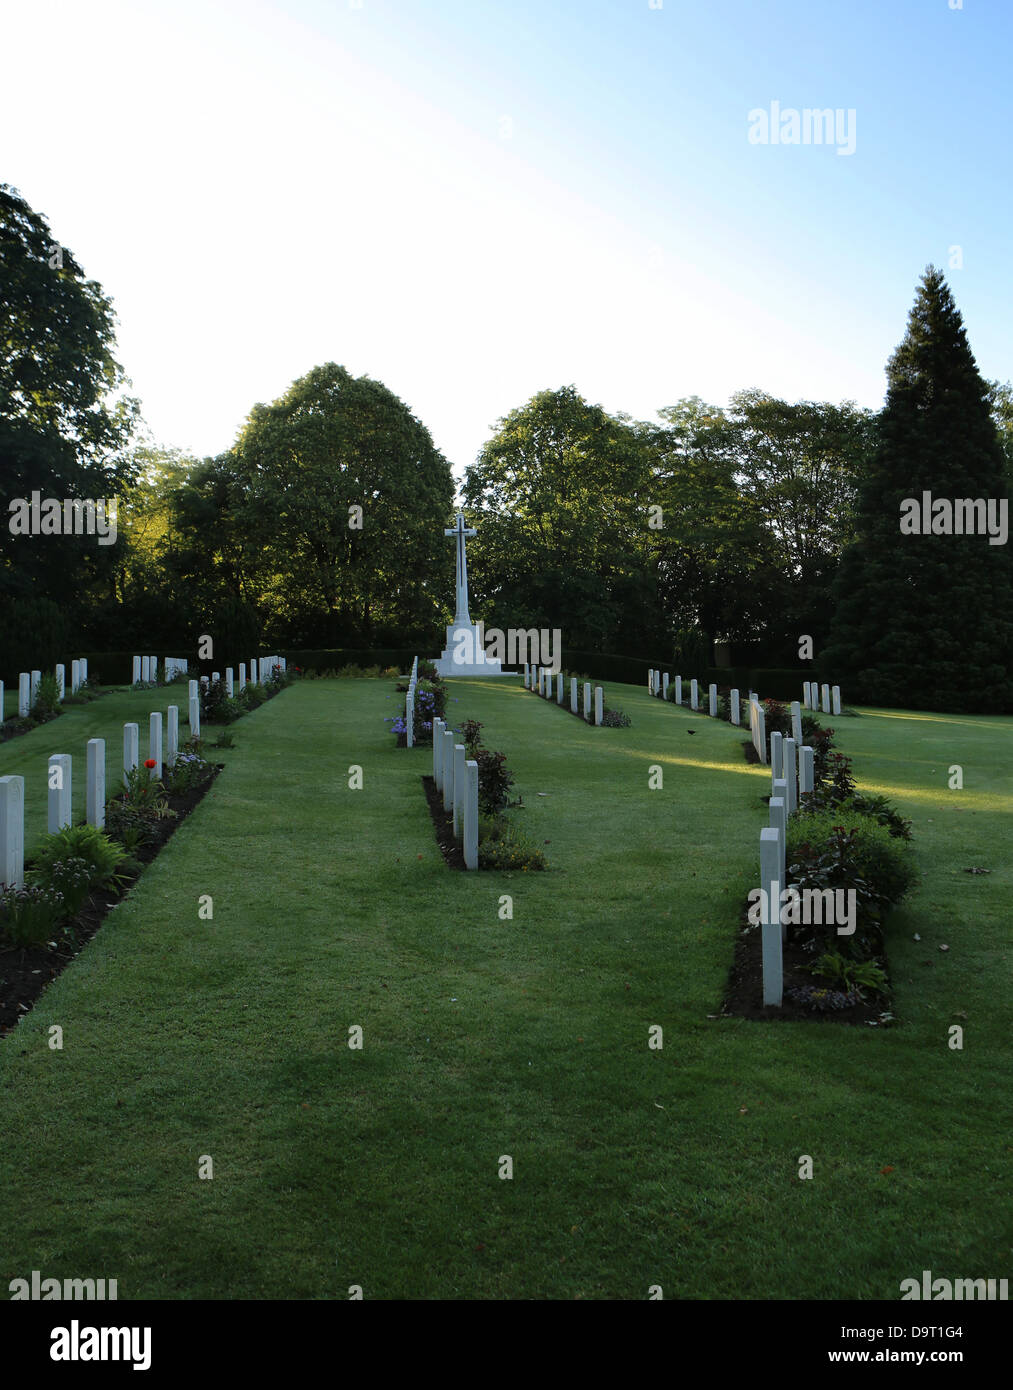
xmin=3 ymin=0 xmax=1010 ymax=478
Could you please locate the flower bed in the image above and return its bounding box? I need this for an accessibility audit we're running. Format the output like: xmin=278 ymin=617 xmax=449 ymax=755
xmin=0 ymin=741 xmax=221 ymax=1035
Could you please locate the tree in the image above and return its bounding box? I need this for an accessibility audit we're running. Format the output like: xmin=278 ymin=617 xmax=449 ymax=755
xmin=725 ymin=390 xmax=877 ymax=658
xmin=0 ymin=183 xmax=139 ymax=618
xmin=228 ymin=364 xmax=455 ymax=646
xmin=648 ymin=398 xmax=786 ymax=657
xmin=463 ymin=386 xmax=663 ymax=653
xmin=824 ymin=268 xmax=1013 ymax=712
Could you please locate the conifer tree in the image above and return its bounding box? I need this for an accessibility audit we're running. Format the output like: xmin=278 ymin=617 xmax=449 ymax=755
xmin=825 ymin=268 xmax=1013 ymax=712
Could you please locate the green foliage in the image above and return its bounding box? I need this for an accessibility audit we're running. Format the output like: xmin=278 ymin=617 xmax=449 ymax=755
xmin=474 ymin=748 xmax=515 ymax=815
xmin=31 ymin=672 xmax=62 ymax=719
xmin=462 ymin=385 xmax=663 ymax=653
xmin=30 ymin=823 xmax=129 ymax=891
xmin=41 ymin=857 xmax=93 ymax=918
xmin=825 ymin=267 xmax=1013 ymax=712
xmin=477 ymin=816 xmax=546 ymax=870
xmin=0 ymin=883 xmax=67 ymax=947
xmin=601 ymin=707 xmax=632 ymax=728
xmin=0 ymin=598 xmax=70 ymax=683
xmin=163 ymin=750 xmax=216 ymax=795
xmin=788 ymin=809 xmax=918 ymax=930
xmin=170 ymin=363 xmax=455 ymax=648
xmin=812 ymin=950 xmax=889 ymax=995
xmin=842 ymin=792 xmax=913 ymax=840
xmin=0 ymin=184 xmax=140 ymax=625
xmin=458 ymin=719 xmax=484 ymax=756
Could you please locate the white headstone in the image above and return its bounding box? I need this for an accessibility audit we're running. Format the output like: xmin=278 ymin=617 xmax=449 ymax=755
xmin=212 ymin=671 xmax=221 ymax=685
xmin=239 ymin=663 xmax=247 ymax=692
xmin=799 ymin=745 xmax=814 ymax=797
xmin=189 ymin=679 xmax=199 ymax=703
xmin=70 ymin=659 xmax=80 ymax=694
xmin=802 ymin=683 xmax=810 ymax=709
xmin=675 ymin=675 xmax=682 ymax=706
xmin=783 ymin=737 xmax=797 ymax=815
xmin=583 ymin=682 xmax=591 ymax=721
xmin=755 ymin=703 xmax=767 ymax=764
xmin=790 ymin=701 xmax=802 ymax=745
xmin=731 ymin=689 xmax=740 ymax=726
xmin=123 ymin=722 xmax=139 ymax=785
xmin=570 ymin=677 xmax=578 ymax=714
xmin=80 ymin=658 xmax=88 ymax=685
xmin=690 ymin=679 xmax=699 ymax=711
xmin=832 ymin=685 xmax=841 ymax=715
xmin=0 ymin=775 xmax=26 ymax=888
xmin=524 ymin=664 xmax=530 ymax=689
xmin=406 ymin=690 xmax=414 ymax=748
xmin=55 ymin=664 xmax=65 ymax=700
xmin=432 ymin=717 xmax=444 ymax=786
xmin=708 ymin=683 xmax=717 ymax=717
xmin=148 ymin=712 xmax=163 ymax=778
xmin=225 ymin=667 xmax=234 ymax=697
xmin=167 ymin=705 xmax=179 ymax=767
xmin=141 ymin=655 xmax=149 ymax=683
xmin=821 ymin=683 xmax=831 ymax=715
xmin=594 ymin=686 xmax=603 ymax=727
xmin=662 ymin=673 xmax=669 ymax=700
xmin=759 ymin=826 xmax=783 ymax=1007
xmin=768 ymin=792 xmax=787 ymax=933
xmin=453 ymin=743 xmax=466 ymax=837
xmin=31 ymin=670 xmax=41 ymax=706
xmin=188 ymin=697 xmax=200 ymax=738
xmin=557 ymin=672 xmax=564 ymax=704
xmin=442 ymin=730 xmax=455 ymax=811
xmin=770 ymin=730 xmax=783 ymax=781
xmin=86 ymin=738 xmax=105 ymax=828
xmin=48 ymin=753 xmax=72 ymax=833
xmin=18 ymin=672 xmax=30 ymax=717
xmin=647 ymin=669 xmax=654 ymax=693
xmin=464 ymin=760 xmax=479 ymax=870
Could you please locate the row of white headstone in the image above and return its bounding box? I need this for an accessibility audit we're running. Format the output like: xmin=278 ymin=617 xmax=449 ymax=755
xmin=2 ymin=659 xmax=90 ymax=722
xmin=803 ymin=680 xmax=842 ymax=716
xmin=0 ymin=705 xmax=188 ymax=890
xmin=431 ymin=716 xmax=479 ymax=870
xmin=648 ymin=670 xmax=722 ymax=718
xmin=522 ymin=664 xmax=604 ymax=725
xmin=758 ymin=725 xmax=821 ymax=1007
xmin=132 ymin=656 xmax=189 ymax=684
xmin=405 ymin=657 xmax=419 ymax=748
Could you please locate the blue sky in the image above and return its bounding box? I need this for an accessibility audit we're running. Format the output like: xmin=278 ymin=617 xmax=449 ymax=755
xmin=3 ymin=0 xmax=1010 ymax=477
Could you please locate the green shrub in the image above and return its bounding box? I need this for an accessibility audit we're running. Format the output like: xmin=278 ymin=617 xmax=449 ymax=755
xmin=474 ymin=748 xmax=514 ymax=814
xmin=787 ymin=809 xmax=918 ymax=948
xmin=30 ymin=824 xmax=129 ymax=891
xmin=0 ymin=883 xmax=67 ymax=947
xmin=842 ymin=792 xmax=913 ymax=840
xmin=42 ymin=857 xmax=94 ymax=918
xmin=812 ymin=950 xmax=889 ymax=995
xmin=163 ymin=749 xmax=216 ymax=794
xmin=477 ymin=818 xmax=546 ymax=870
xmin=32 ymin=672 xmax=62 ymax=719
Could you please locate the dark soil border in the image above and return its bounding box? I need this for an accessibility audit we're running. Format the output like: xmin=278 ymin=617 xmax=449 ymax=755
xmin=422 ymin=774 xmax=466 ymax=870
xmin=0 ymin=765 xmax=223 ymax=1037
xmin=719 ymin=894 xmax=894 ymax=1025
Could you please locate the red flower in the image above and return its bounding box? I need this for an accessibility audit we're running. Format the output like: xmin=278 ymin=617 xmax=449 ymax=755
xmin=144 ymin=758 xmax=157 ymax=768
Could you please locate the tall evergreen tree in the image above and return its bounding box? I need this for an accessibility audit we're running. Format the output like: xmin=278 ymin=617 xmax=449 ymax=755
xmin=825 ymin=268 xmax=1013 ymax=712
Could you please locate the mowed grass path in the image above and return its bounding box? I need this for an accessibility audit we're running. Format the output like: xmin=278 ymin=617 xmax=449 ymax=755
xmin=1 ymin=677 xmax=1010 ymax=1299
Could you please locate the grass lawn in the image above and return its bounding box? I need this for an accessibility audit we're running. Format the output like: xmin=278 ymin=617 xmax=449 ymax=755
xmin=0 ymin=675 xmax=1010 ymax=1299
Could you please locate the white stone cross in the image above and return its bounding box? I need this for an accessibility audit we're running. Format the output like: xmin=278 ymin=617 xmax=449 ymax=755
xmin=445 ymin=512 xmax=477 ymax=627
